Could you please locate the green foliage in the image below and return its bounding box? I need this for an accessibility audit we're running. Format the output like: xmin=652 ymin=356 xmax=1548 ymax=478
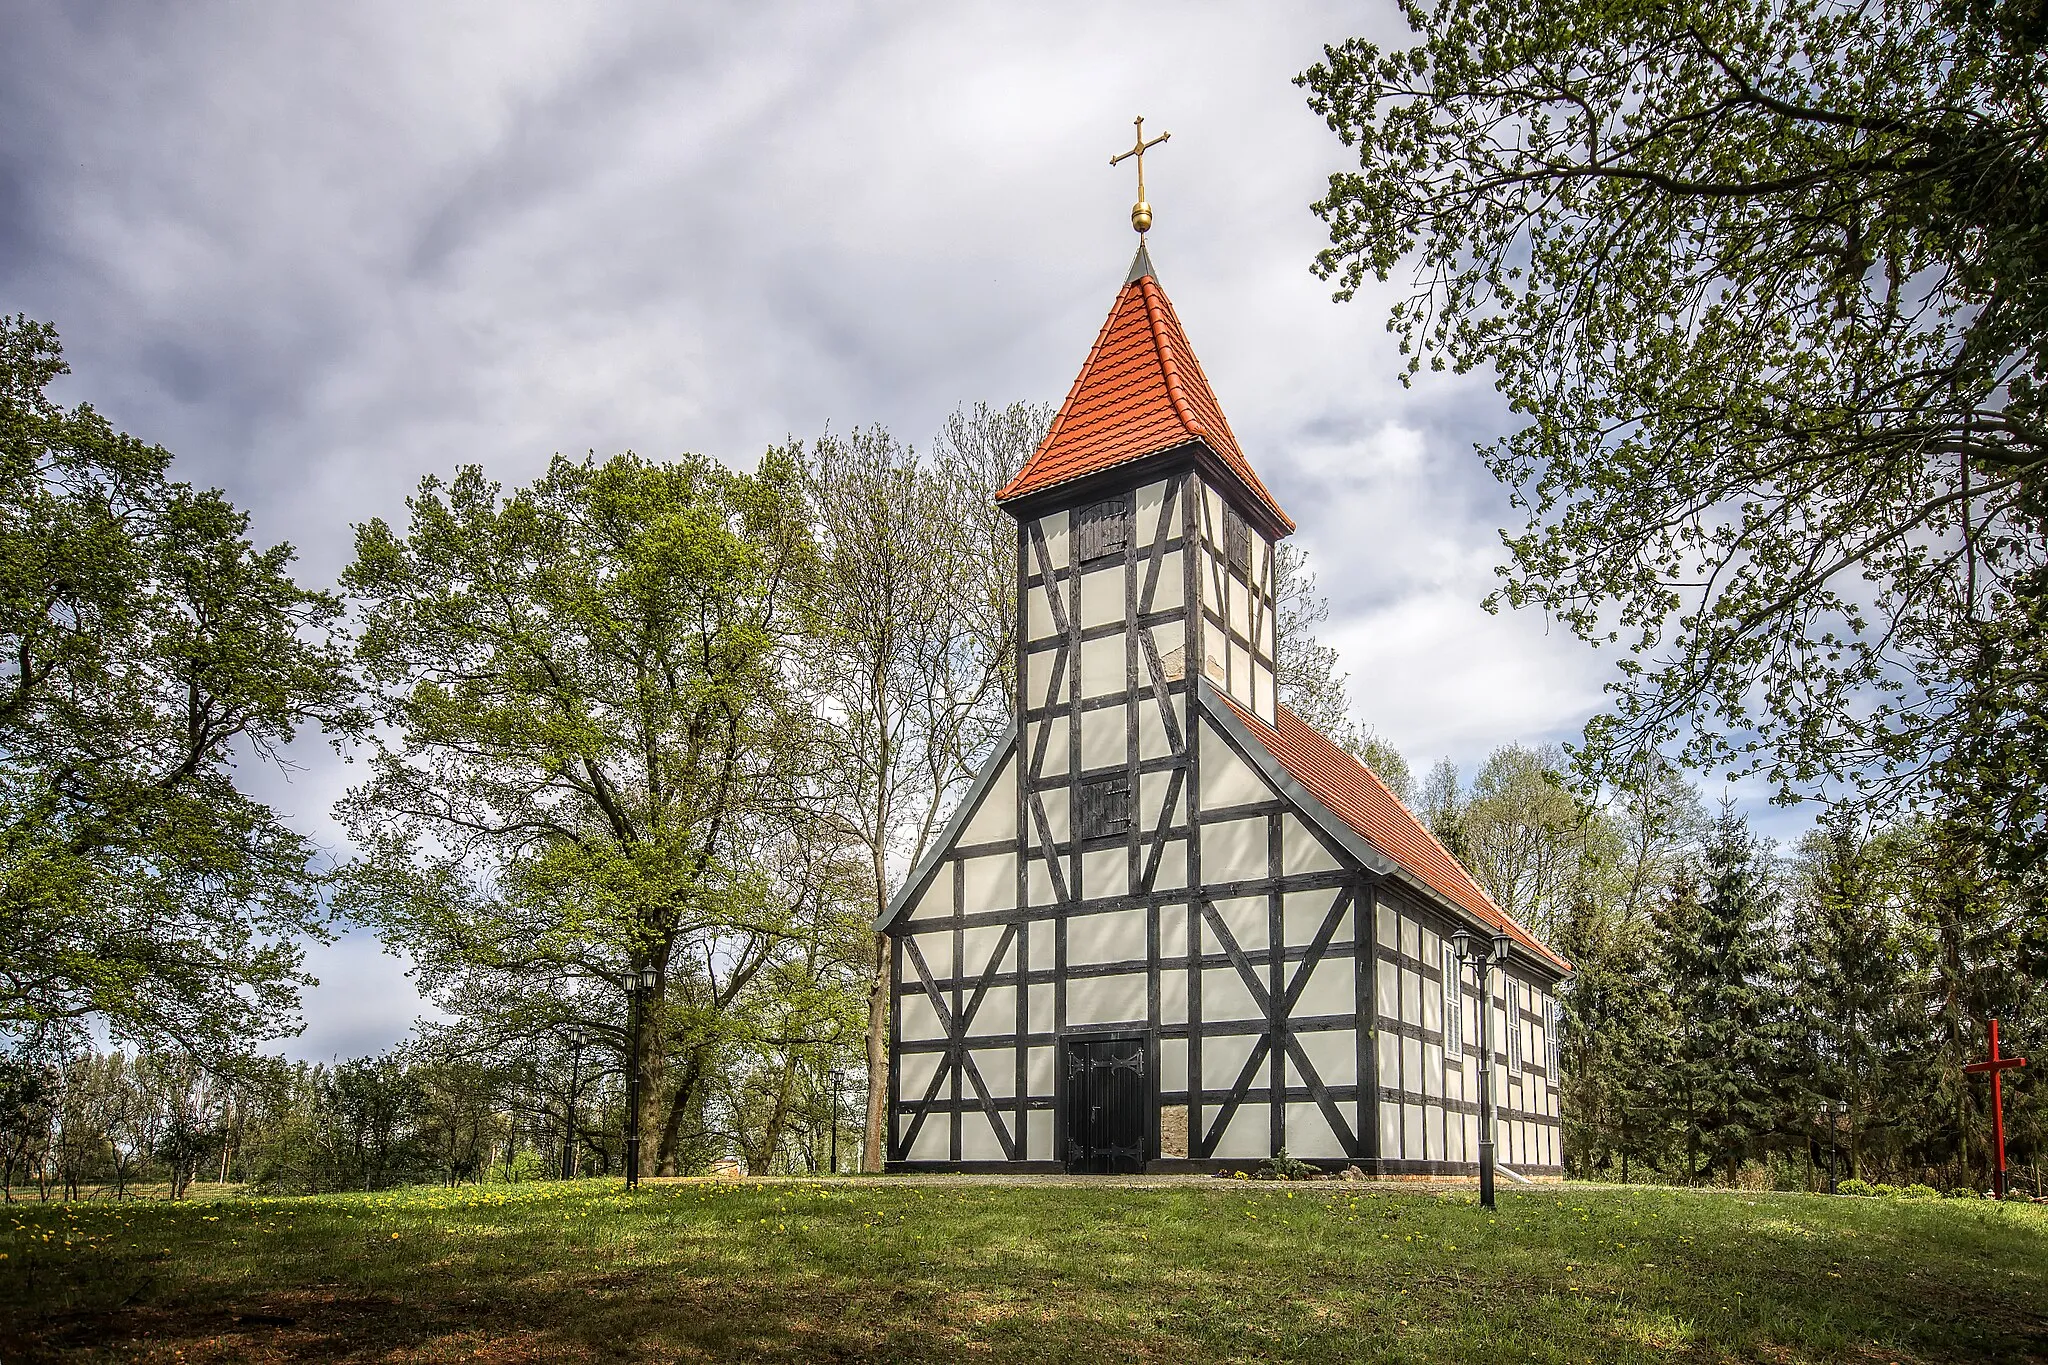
xmin=1902 ymin=1182 xmax=1943 ymax=1200
xmin=339 ymin=450 xmax=832 ymax=1177
xmin=1299 ymin=2 xmax=2048 ymax=835
xmin=1249 ymin=1148 xmax=1322 ymax=1181
xmin=0 ymin=317 xmax=363 ymax=1057
xmin=1837 ymin=1177 xmax=1876 ymax=1196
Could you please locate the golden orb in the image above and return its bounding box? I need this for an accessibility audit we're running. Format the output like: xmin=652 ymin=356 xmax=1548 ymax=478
xmin=1131 ymin=200 xmax=1152 ymax=233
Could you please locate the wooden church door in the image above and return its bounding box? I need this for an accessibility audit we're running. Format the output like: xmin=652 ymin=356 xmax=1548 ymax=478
xmin=1063 ymin=1033 xmax=1149 ymax=1173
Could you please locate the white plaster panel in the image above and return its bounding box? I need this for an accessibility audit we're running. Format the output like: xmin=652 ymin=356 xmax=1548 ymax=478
xmin=1286 ymin=1103 xmax=1345 ymax=1159
xmin=1136 ymin=478 xmax=1168 ymax=544
xmin=1067 ymin=908 xmax=1147 ymax=966
xmin=1028 ymin=579 xmax=1058 ymax=639
xmin=1447 ymin=1110 xmax=1466 ymax=1163
xmin=1146 ymin=552 xmax=1184 ymax=613
xmin=1081 ymin=848 xmax=1127 ymax=902
xmin=1400 ymin=916 xmax=1421 ymax=962
xmin=1378 ymin=901 xmax=1400 ymax=948
xmin=961 ymin=854 xmax=1017 ymax=914
xmin=1214 ymin=1104 xmax=1270 ymax=1159
xmin=1421 ymin=1040 xmax=1445 ymax=1098
xmin=1080 ymin=707 xmax=1126 ymax=772
xmin=1374 ymin=960 xmax=1399 ymax=1018
xmin=1066 ymin=972 xmax=1146 ymax=1026
xmin=1038 ymin=511 xmax=1070 ymax=570
xmin=1200 ymin=966 xmax=1262 ymax=1023
xmin=957 ymin=1110 xmax=1004 ymax=1160
xmin=1079 ymin=635 xmax=1125 ymax=699
xmin=1424 ymin=1104 xmax=1444 ymax=1161
xmin=1026 ymin=650 xmax=1058 ymax=710
xmin=1139 ymin=769 xmax=1180 ymax=833
xmin=960 ymin=925 xmax=1013 ymax=977
xmin=1159 ymin=1037 xmax=1189 ymax=1093
xmin=1379 ymin=1104 xmax=1401 ymax=1159
xmin=1292 ymin=1028 xmax=1356 ymax=1087
xmin=1198 ymin=724 xmax=1271 ymax=809
xmin=1252 ymin=660 xmax=1274 ymax=723
xmin=1376 ymin=1032 xmax=1399 ymax=1097
xmin=1281 ymin=817 xmax=1341 ymax=875
xmin=1028 ymin=983 xmax=1055 ymax=1037
xmin=1462 ymin=1111 xmax=1480 ymax=1161
xmin=1027 ymin=1046 xmax=1055 ymax=1097
xmin=1282 ymin=887 xmax=1345 ymax=946
xmin=1292 ymin=954 xmax=1355 ymax=1019
xmin=1201 ymin=1032 xmax=1260 ymax=1089
xmin=1026 ymin=1114 xmax=1052 ymax=1162
xmin=1228 ymin=641 xmax=1252 ymax=708
xmin=1228 ymin=575 xmax=1250 ymax=638
xmin=1208 ymin=894 xmax=1268 ymax=951
xmin=1403 ymin=1103 xmax=1424 ymax=1160
xmin=1027 ymin=860 xmax=1057 ymax=908
xmin=969 ymin=987 xmax=1015 ymax=1039
xmin=1203 ymin=485 xmax=1225 ymax=548
xmin=1137 ymin=696 xmax=1179 ymax=762
xmin=898 ymin=1049 xmax=940 ymax=1099
xmin=1026 ymin=926 xmax=1053 ymax=974
xmin=1149 ymin=838 xmax=1188 ymax=893
xmin=1160 ymin=964 xmax=1188 ymax=1024
xmin=968 ymin=1050 xmax=1015 ymax=1099
xmin=1203 ymin=818 xmax=1268 ymax=884
xmin=1080 ymin=564 xmax=1125 ymax=630
xmin=1419 ymin=983 xmax=1441 ymax=1033
xmin=911 ymin=931 xmax=953 ymax=983
xmin=1402 ymin=1034 xmax=1423 ymax=1095
xmin=904 ymin=874 xmax=950 ymax=927
xmin=1159 ymin=903 xmax=1189 ymax=957
xmin=960 ymin=757 xmax=1018 ymax=843
xmin=1038 ymin=786 xmax=1069 ymax=845
xmin=905 ymin=1114 xmax=948 ymax=1162
xmin=899 ymin=995 xmax=945 ymax=1044
xmin=1400 ymin=966 xmax=1422 ymax=1023
xmin=1028 ymin=724 xmax=1070 ymax=781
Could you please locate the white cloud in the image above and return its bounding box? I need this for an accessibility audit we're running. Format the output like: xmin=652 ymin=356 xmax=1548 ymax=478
xmin=1 ymin=1 xmax=1699 ymax=1056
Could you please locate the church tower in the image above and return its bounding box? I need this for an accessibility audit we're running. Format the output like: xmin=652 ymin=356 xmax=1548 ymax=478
xmin=879 ymin=160 xmax=1568 ymax=1175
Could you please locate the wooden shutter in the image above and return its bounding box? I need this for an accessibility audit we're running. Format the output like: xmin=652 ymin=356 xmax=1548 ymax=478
xmin=1225 ymin=505 xmax=1250 ymax=573
xmin=1077 ymin=775 xmax=1131 ymax=840
xmin=1077 ymin=499 xmax=1129 ymax=563
xmin=1441 ymin=942 xmax=1462 ymax=1053
xmin=1507 ymin=981 xmax=1525 ymax=1076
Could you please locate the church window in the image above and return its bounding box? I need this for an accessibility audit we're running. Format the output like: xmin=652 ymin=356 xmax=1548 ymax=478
xmin=1076 ymin=774 xmax=1132 ymax=840
xmin=1077 ymin=498 xmax=1129 ymax=563
xmin=1545 ymin=995 xmax=1560 ymax=1075
xmin=1225 ymin=506 xmax=1250 ymax=573
xmin=1441 ymin=942 xmax=1462 ymax=1053
xmin=1507 ymin=981 xmax=1525 ymax=1076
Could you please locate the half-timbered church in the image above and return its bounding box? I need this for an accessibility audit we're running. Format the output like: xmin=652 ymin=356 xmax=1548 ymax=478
xmin=880 ymin=212 xmax=1571 ymax=1176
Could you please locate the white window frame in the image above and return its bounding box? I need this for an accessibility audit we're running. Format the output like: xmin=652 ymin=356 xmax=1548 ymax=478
xmin=1507 ymin=979 xmax=1525 ymax=1077
xmin=1441 ymin=941 xmax=1462 ymax=1055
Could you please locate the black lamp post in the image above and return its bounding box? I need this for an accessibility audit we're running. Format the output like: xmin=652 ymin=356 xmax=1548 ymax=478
xmin=1452 ymin=928 xmax=1514 ymax=1210
xmin=625 ymin=966 xmax=659 ymax=1190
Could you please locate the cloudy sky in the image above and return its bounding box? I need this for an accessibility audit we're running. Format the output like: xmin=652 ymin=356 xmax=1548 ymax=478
xmin=4 ymin=3 xmax=1772 ymax=1060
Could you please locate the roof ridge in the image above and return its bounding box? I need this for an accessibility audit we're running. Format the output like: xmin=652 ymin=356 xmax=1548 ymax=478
xmin=1137 ymin=275 xmax=1207 ymax=444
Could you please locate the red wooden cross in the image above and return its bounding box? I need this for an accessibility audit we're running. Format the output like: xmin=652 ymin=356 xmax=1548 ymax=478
xmin=1963 ymin=1017 xmax=2028 ymax=1198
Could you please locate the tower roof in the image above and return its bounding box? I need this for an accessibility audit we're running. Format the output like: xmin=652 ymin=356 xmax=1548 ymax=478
xmin=997 ymin=249 xmax=1294 ymax=532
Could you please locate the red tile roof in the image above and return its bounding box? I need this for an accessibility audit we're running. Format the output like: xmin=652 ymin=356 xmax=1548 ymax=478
xmin=1221 ymin=695 xmax=1571 ymax=975
xmin=997 ymin=255 xmax=1293 ymax=531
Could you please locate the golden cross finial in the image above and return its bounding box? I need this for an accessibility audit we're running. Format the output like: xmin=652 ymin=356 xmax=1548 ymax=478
xmin=1109 ymin=115 xmax=1170 ymax=235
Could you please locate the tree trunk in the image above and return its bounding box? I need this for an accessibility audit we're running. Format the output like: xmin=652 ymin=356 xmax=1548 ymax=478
xmin=655 ymin=1041 xmax=713 ymax=1175
xmin=863 ymin=930 xmax=891 ymax=1172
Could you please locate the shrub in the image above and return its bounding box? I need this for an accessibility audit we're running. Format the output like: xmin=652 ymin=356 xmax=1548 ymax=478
xmin=1836 ymin=1178 xmax=1876 ymax=1197
xmin=1870 ymin=1182 xmax=1900 ymax=1197
xmin=1900 ymin=1183 xmax=1942 ymax=1200
xmin=1947 ymin=1186 xmax=1977 ymax=1199
xmin=1251 ymin=1148 xmax=1320 ymax=1182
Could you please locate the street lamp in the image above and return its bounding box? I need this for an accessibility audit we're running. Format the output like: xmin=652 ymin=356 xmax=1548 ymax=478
xmin=625 ymin=966 xmax=659 ymax=1190
xmin=1452 ymin=928 xmax=1514 ymax=1210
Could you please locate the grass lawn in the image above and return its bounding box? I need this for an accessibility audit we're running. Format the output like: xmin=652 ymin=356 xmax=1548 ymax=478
xmin=3 ymin=1178 xmax=2044 ymax=1363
